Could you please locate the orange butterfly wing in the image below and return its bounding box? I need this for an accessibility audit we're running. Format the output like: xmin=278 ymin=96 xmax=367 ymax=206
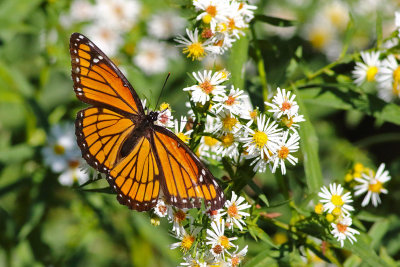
xmin=70 ymin=32 xmax=225 ymax=211
xmin=152 ymin=127 xmax=225 ymax=210
xmin=70 ymin=33 xmax=143 ymax=116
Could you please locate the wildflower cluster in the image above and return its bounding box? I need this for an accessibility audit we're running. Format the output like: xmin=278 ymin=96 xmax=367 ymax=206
xmin=180 ymin=70 xmax=305 ymax=175
xmin=152 ymin=192 xmax=251 ymax=266
xmin=42 ymin=123 xmax=89 ymax=186
xmin=352 ymin=12 xmax=400 ymax=102
xmin=175 ymin=0 xmax=257 ymax=60
xmin=316 ymin=163 xmax=391 ymax=247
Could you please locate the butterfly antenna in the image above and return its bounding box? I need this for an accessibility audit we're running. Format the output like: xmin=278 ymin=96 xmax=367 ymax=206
xmin=156 ymin=72 xmax=171 ymax=109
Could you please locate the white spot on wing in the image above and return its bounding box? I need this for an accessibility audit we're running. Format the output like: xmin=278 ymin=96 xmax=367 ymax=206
xmin=93 ymin=58 xmax=99 ymax=63
xmin=79 ymin=35 xmax=84 ymax=39
xmin=98 ymin=56 xmax=103 ymax=60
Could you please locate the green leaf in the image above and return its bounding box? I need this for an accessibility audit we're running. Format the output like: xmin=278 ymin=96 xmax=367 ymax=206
xmin=369 ymin=219 xmax=390 ymax=249
xmin=293 ymin=87 xmax=323 ymax=194
xmin=227 ymin=34 xmax=249 ymax=90
xmin=244 ymin=250 xmax=277 ymax=267
xmin=247 ymin=180 xmax=269 ymax=206
xmin=253 ymin=14 xmax=296 ymax=27
xmin=247 ymin=224 xmax=278 ymax=248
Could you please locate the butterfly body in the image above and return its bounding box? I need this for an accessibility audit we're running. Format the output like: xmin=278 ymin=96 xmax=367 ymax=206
xmin=70 ymin=33 xmax=225 ymax=211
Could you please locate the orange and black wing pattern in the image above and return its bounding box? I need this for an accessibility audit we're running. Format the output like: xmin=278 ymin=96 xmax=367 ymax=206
xmin=76 ymin=107 xmax=161 ymax=210
xmin=70 ymin=33 xmax=143 ymax=117
xmin=152 ymin=126 xmax=225 ymax=210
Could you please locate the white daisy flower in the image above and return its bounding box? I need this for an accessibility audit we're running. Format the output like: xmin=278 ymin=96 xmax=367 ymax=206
xmin=84 ymin=23 xmax=124 ymax=57
xmin=376 ymin=55 xmax=400 ymax=102
xmin=396 ymin=11 xmax=400 ymax=29
xmin=148 ymin=11 xmax=185 ymax=39
xmin=322 ymin=1 xmax=349 ymax=32
xmin=265 ymin=88 xmax=299 ymax=119
xmin=59 ymin=0 xmax=95 ymax=27
xmin=58 ymin=159 xmax=89 ymax=186
xmin=168 ymin=208 xmax=191 ymax=236
xmin=214 ymin=110 xmax=242 ymax=134
xmin=241 ymin=114 xmax=282 ymax=160
xmin=42 ymin=123 xmax=81 ymax=173
xmin=227 ymin=245 xmax=248 ymax=267
xmin=194 ymin=0 xmax=230 ymax=32
xmin=352 ymin=51 xmax=381 ymax=85
xmin=175 ymin=28 xmax=215 ymax=60
xmin=154 ymin=198 xmax=168 ymax=217
xmin=331 ymin=216 xmax=360 ymax=247
xmin=133 ymin=38 xmax=168 ymax=75
xmin=170 ymin=226 xmax=202 ymax=252
xmin=318 ymin=183 xmax=354 ymax=216
xmin=155 ymin=107 xmax=174 ymax=129
xmin=249 ymin=155 xmax=270 ymax=173
xmin=173 ymin=116 xmax=193 ymax=144
xmin=95 ymin=0 xmax=141 ymax=32
xmin=183 ymin=70 xmax=227 ymax=105
xmin=212 ymin=86 xmax=248 ymax=115
xmin=354 ymin=163 xmax=391 ymax=207
xmin=270 ymin=131 xmax=300 ymax=175
xmin=205 ymin=207 xmax=223 ymax=221
xmin=206 ymin=219 xmax=238 ymax=259
xmin=223 ymin=12 xmax=247 ymax=39
xmin=215 ymin=132 xmax=240 ymax=159
xmin=220 ymin=191 xmax=251 ymax=231
xmin=180 ymin=252 xmax=206 ymax=267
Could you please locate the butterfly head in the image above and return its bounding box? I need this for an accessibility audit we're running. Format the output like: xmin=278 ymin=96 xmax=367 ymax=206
xmin=148 ymin=111 xmax=159 ymax=122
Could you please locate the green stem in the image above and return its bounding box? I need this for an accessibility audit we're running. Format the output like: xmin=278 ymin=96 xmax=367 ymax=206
xmin=250 ymin=25 xmax=269 ymax=101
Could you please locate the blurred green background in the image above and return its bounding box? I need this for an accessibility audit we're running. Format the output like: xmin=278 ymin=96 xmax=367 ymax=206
xmin=1 ymin=0 xmax=400 ymax=266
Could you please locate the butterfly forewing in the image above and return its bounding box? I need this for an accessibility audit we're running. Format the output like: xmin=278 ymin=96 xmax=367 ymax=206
xmin=70 ymin=32 xmax=225 ymax=211
xmin=70 ymin=33 xmax=143 ymax=117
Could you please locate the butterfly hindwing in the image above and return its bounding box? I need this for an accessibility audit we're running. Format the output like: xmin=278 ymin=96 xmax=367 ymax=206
xmin=152 ymin=126 xmax=225 ymax=210
xmin=75 ymin=107 xmax=136 ymax=171
xmin=70 ymin=33 xmax=143 ymax=117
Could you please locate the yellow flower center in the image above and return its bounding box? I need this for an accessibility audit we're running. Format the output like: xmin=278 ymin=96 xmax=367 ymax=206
xmin=204 ymin=136 xmax=219 ymax=147
xmin=354 ymin=162 xmax=364 ymax=172
xmin=222 ymin=116 xmax=238 ymax=132
xmin=332 ymin=207 xmax=342 ymax=216
xmin=231 ymin=255 xmax=240 ymax=267
xmin=225 ymin=95 xmax=236 ymax=106
xmin=217 ymin=69 xmax=229 ymax=80
xmin=309 ymin=28 xmax=332 ymax=50
xmin=252 ymin=130 xmax=268 ymax=149
xmin=219 ymin=235 xmax=231 ymax=249
xmin=68 ymin=160 xmax=79 ymax=169
xmin=278 ymin=146 xmax=289 ymax=159
xmin=177 ymin=132 xmax=190 ymax=144
xmin=150 ymin=217 xmax=160 ymax=226
xmin=212 ymin=244 xmax=223 ymax=255
xmin=217 ymin=22 xmax=228 ymax=32
xmin=366 ymin=66 xmax=378 ymax=82
xmin=344 ymin=173 xmax=353 ymax=182
xmin=206 ymin=5 xmax=217 ymax=17
xmin=227 ymin=203 xmax=239 ymax=218
xmin=249 ymin=109 xmax=258 ymax=120
xmin=199 ymin=80 xmax=214 ymax=94
xmin=337 ymin=223 xmax=348 ymax=233
xmin=53 ymin=144 xmax=65 ymax=155
xmin=314 ymin=203 xmax=324 ymax=214
xmin=181 ymin=234 xmax=195 ymax=252
xmin=228 ymin=18 xmax=237 ymax=31
xmin=221 ymin=133 xmax=234 ymax=147
xmin=183 ymin=42 xmax=205 ymax=60
xmin=281 ymin=115 xmax=293 ymax=128
xmin=392 ymin=66 xmax=400 ymax=96
xmin=159 ymin=102 xmax=170 ymax=111
xmin=273 ymin=232 xmax=288 ymax=245
xmin=331 ymin=194 xmax=344 ymax=206
xmin=326 ymin=213 xmax=334 ymax=222
xmin=280 ymin=100 xmax=291 ymax=111
xmin=174 ymin=210 xmax=186 ymax=223
xmin=202 ymin=14 xmax=212 ymax=24
xmin=369 ymin=181 xmax=383 ymax=193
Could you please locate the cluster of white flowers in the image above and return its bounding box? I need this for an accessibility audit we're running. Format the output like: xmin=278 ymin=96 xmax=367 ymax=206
xmin=61 ymin=0 xmax=142 ymax=56
xmin=152 ymin=192 xmax=251 ymax=266
xmin=317 ymin=183 xmax=359 ymax=247
xmin=175 ymin=0 xmax=257 ymax=60
xmin=352 ymin=12 xmax=400 ymax=102
xmin=316 ymin=163 xmax=391 ymax=247
xmin=180 ymin=70 xmax=305 ymax=175
xmin=42 ymin=123 xmax=89 ymax=186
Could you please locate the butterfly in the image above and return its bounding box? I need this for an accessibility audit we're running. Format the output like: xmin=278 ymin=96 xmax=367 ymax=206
xmin=69 ymin=33 xmax=225 ymax=211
